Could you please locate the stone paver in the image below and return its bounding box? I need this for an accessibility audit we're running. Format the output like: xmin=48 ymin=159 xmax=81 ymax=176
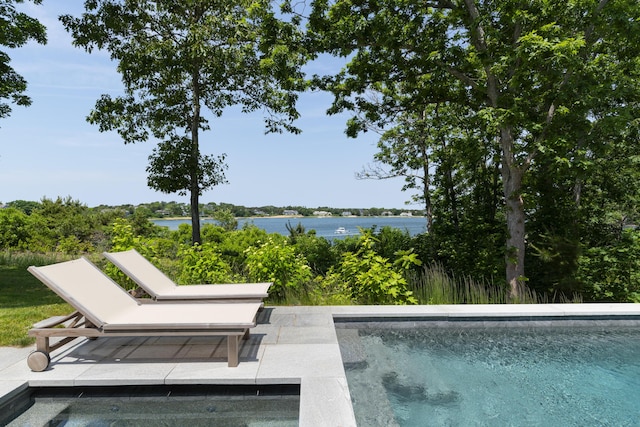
xmin=2 ymin=304 xmax=640 ymax=426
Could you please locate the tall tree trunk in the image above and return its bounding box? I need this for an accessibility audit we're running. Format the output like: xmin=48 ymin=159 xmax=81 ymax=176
xmin=419 ymin=115 xmax=433 ymax=231
xmin=190 ymin=181 xmax=201 ymax=245
xmin=190 ymin=67 xmax=202 ymax=245
xmin=440 ymin=136 xmax=459 ymax=230
xmin=500 ymin=126 xmax=526 ymax=300
xmin=462 ymin=0 xmax=527 ymax=299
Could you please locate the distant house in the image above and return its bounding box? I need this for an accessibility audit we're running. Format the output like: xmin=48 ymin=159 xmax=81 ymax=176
xmin=314 ymin=211 xmax=332 ymax=217
xmin=283 ymin=210 xmax=299 ymax=216
xmin=381 ymin=211 xmax=393 ymax=216
xmin=400 ymin=212 xmax=413 ymax=217
xmin=341 ymin=211 xmax=352 ymax=217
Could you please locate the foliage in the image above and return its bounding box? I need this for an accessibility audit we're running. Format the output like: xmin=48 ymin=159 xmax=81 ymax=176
xmin=214 ymin=224 xmax=271 ymax=275
xmin=371 ymin=226 xmax=413 ymax=263
xmin=212 ymin=208 xmax=238 ymax=232
xmin=176 ymin=243 xmax=235 ymax=285
xmin=61 ymin=0 xmax=306 ymax=244
xmin=6 ymin=199 xmax=40 ymax=214
xmin=0 ymin=197 xmax=125 ymax=254
xmin=105 ymin=200 xmax=423 ymax=219
xmin=0 ymin=0 xmax=46 ymax=122
xmin=409 ymin=263 xmax=509 ymax=305
xmin=292 ymin=233 xmax=336 ymax=275
xmin=285 ymin=221 xmax=306 ymax=243
xmin=2 ymin=193 xmax=639 ymax=304
xmin=300 ymin=277 xmax=352 ymax=306
xmin=0 ymin=207 xmax=30 ymax=249
xmin=525 ymin=109 xmax=640 ymax=298
xmin=576 ymin=229 xmax=640 ymax=302
xmin=109 ymin=218 xmax=140 ymax=252
xmin=104 ymin=218 xmax=144 ymax=289
xmin=105 ymin=217 xmax=179 ymax=288
xmin=305 ymin=0 xmax=640 ymax=299
xmin=129 ymin=206 xmax=161 ymax=237
xmin=244 ymin=235 xmax=312 ymax=299
xmin=323 ymin=230 xmax=419 ymax=305
xmin=412 ymin=220 xmax=505 ymax=287
xmin=407 ymin=262 xmax=582 ymax=305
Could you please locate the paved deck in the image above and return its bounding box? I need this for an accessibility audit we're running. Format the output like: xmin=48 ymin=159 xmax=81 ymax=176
xmin=2 ymin=304 xmax=640 ymax=426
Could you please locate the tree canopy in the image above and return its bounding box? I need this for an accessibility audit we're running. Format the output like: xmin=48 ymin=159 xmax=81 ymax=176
xmin=61 ymin=0 xmax=307 ymax=244
xmin=0 ymin=0 xmax=46 ymax=123
xmin=305 ymin=0 xmax=640 ymax=299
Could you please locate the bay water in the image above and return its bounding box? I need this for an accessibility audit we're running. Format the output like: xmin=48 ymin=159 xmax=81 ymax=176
xmin=153 ymin=216 xmax=427 ymax=239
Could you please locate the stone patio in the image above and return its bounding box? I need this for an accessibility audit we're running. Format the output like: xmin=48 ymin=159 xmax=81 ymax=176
xmin=2 ymin=304 xmax=640 ymax=426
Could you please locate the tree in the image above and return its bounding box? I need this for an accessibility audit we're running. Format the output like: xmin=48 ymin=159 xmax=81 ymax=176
xmin=306 ymin=0 xmax=640 ymax=299
xmin=61 ymin=0 xmax=305 ymax=244
xmin=356 ymin=101 xmax=485 ymax=232
xmin=0 ymin=0 xmax=46 ymax=123
xmin=212 ymin=207 xmax=238 ymax=232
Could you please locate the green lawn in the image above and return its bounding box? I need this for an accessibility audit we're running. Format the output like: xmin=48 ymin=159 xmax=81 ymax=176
xmin=0 ymin=252 xmax=72 ymax=346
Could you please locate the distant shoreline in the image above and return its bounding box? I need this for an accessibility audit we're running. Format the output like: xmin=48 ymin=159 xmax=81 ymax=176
xmin=153 ymin=214 xmax=304 ymax=220
xmin=152 ymin=214 xmax=417 ymax=221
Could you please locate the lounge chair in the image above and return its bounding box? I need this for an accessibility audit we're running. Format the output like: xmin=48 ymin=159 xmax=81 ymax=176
xmin=27 ymin=257 xmax=261 ymax=371
xmin=103 ymin=249 xmax=271 ymax=303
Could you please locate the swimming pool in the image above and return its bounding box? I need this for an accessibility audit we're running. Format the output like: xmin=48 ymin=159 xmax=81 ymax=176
xmin=337 ymin=322 xmax=640 ymax=426
xmin=2 ymin=384 xmax=300 ymax=426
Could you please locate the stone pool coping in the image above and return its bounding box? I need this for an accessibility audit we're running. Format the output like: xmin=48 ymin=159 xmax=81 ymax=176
xmin=1 ymin=303 xmax=639 ymax=426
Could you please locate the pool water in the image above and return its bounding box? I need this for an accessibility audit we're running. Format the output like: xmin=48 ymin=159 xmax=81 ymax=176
xmin=337 ymin=324 xmax=640 ymax=426
xmin=3 ymin=385 xmax=299 ymax=426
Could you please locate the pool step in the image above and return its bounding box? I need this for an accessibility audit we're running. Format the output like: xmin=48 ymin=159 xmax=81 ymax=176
xmin=336 ymin=329 xmax=368 ymax=370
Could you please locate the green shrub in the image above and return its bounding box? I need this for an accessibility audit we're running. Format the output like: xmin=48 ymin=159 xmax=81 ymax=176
xmin=324 ymin=230 xmax=419 ymax=305
xmin=372 ymin=225 xmax=413 ymax=262
xmin=244 ymin=236 xmax=312 ymax=298
xmin=28 ymin=197 xmax=102 ymax=253
xmin=201 ymin=223 xmax=227 ymax=244
xmin=296 ymin=277 xmax=353 ymax=305
xmin=217 ymin=224 xmax=272 ymax=274
xmin=177 ymin=243 xmax=235 ymax=284
xmin=0 ymin=207 xmax=30 ymax=249
xmin=211 ymin=208 xmax=238 ymax=231
xmin=57 ymin=235 xmax=93 ymax=254
xmin=293 ymin=234 xmax=337 ymax=275
xmin=576 ymin=228 xmax=640 ymax=302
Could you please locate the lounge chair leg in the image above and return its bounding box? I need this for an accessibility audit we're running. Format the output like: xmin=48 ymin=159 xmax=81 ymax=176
xmin=35 ymin=336 xmax=50 ymax=353
xmin=228 ymin=336 xmax=239 ymax=367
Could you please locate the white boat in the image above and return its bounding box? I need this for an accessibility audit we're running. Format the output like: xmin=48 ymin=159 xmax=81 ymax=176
xmin=334 ymin=227 xmax=348 ymax=234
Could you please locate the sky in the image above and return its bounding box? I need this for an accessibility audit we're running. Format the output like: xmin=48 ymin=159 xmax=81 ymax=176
xmin=0 ymin=1 xmax=414 ymax=210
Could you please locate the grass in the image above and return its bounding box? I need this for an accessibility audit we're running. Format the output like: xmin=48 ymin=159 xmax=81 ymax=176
xmin=408 ymin=263 xmax=583 ymax=304
xmin=0 ymin=251 xmax=72 ymax=347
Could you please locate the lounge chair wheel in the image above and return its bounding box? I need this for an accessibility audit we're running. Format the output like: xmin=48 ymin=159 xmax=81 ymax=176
xmin=27 ymin=351 xmax=50 ymax=372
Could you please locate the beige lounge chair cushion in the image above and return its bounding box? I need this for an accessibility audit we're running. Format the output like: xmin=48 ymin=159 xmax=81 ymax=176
xmin=157 ymin=283 xmax=270 ymax=299
xmin=103 ymin=303 xmax=257 ymax=330
xmin=28 ymin=258 xmax=139 ymax=327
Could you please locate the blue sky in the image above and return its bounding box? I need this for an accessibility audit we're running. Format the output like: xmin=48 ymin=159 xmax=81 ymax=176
xmin=0 ymin=1 xmax=413 ymax=209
